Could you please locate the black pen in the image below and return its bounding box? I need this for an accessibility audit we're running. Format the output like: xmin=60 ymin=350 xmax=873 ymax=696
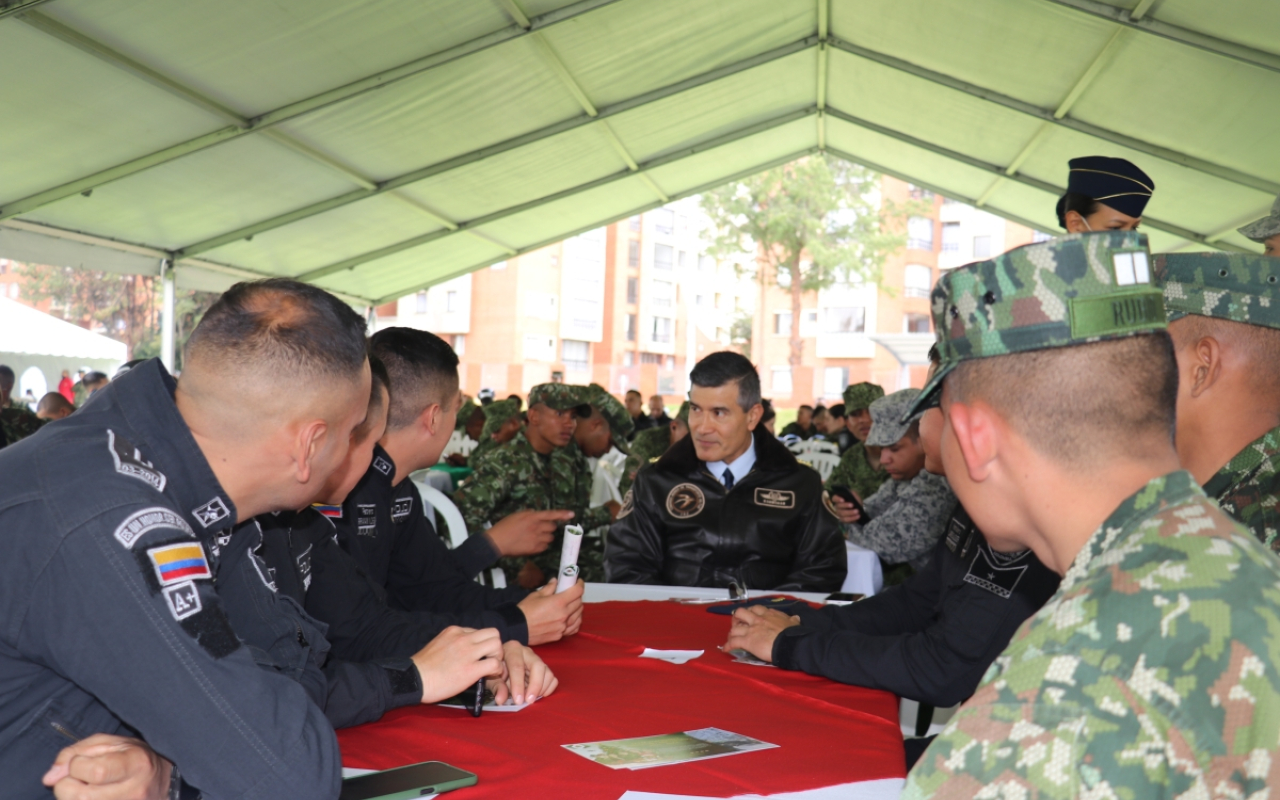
xmin=469 ymin=677 xmax=485 ymax=717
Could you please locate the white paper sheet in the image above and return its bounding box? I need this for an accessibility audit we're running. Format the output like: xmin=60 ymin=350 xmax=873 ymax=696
xmin=640 ymin=648 xmax=705 ymax=664
xmin=616 ymin=777 xmax=904 ymax=800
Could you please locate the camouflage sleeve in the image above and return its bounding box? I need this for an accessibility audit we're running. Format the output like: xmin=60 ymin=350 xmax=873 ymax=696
xmin=847 ymin=472 xmax=955 ymax=564
xmin=618 ymin=451 xmax=643 ymax=497
xmin=825 ymin=444 xmax=888 ymax=501
xmin=0 ymin=408 xmax=46 ymax=448
xmin=824 ymin=448 xmax=860 ymax=492
xmin=451 ymin=456 xmax=512 ymax=538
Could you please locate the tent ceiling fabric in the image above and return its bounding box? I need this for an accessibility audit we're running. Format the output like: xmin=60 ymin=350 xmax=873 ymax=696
xmin=0 ymin=0 xmax=1275 ymax=306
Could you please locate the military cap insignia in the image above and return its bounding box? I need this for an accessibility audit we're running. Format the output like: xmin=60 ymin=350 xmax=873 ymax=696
xmin=617 ymin=489 xmax=634 ymax=520
xmin=666 ymin=483 xmax=705 ymax=519
xmin=754 ymin=488 xmax=795 ymax=509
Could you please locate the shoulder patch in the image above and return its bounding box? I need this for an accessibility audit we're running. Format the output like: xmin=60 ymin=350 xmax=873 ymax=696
xmin=107 ymin=429 xmax=166 ymax=492
xmin=648 ymin=456 xmax=661 ymax=463
xmin=192 ymin=497 xmax=230 ymax=528
xmin=963 ymin=543 xmax=1031 ymax=599
xmin=372 ymin=456 xmax=392 ymax=475
xmin=821 ymin=490 xmax=841 ymax=520
xmin=666 ymin=483 xmax=706 ymax=519
xmin=754 ymin=488 xmax=796 ymax=509
xmin=617 ymin=489 xmax=634 ymax=520
xmin=147 ymin=542 xmax=212 ymax=586
xmin=162 ymin=581 xmax=202 ymax=621
xmin=391 ymin=496 xmax=413 ymax=522
xmin=114 ymin=507 xmax=194 ymax=549
xmin=314 ymin=504 xmax=343 ymax=519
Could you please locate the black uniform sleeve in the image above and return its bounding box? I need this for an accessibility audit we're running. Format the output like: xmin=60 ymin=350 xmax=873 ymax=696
xmin=447 ymin=530 xmax=501 ymax=579
xmin=604 ymin=466 xmax=666 ymax=584
xmin=791 ymin=539 xmax=946 ymax=636
xmin=776 ymin=474 xmax=847 ymax=592
xmin=321 ymin=658 xmax=422 ymax=729
xmin=23 ymin=511 xmax=340 ymax=800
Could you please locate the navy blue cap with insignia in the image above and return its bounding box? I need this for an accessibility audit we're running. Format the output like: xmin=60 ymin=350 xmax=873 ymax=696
xmin=1059 ymin=156 xmax=1155 ymax=220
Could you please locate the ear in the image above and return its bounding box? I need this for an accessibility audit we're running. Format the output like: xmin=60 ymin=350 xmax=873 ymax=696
xmin=744 ymin=403 xmax=763 ymax=431
xmin=420 ymin=403 xmax=444 ymax=438
xmin=1186 ymin=335 xmax=1223 ymax=399
xmin=295 ymin=419 xmax=330 ymax=485
xmin=946 ymin=399 xmax=999 ymax=484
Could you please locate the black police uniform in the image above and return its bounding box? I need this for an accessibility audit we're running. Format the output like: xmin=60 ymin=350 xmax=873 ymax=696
xmin=219 ymin=515 xmax=423 ymax=729
xmin=0 ymin=359 xmax=339 ymax=799
xmin=606 ymin=427 xmax=847 ymax=592
xmin=771 ymin=506 xmax=1061 ymax=707
xmin=329 ymin=446 xmax=530 ymax=644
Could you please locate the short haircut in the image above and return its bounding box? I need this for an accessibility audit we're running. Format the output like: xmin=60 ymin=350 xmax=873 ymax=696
xmin=507 ymin=393 xmax=522 ymax=409
xmin=37 ymin=392 xmax=74 ymax=416
xmin=947 ymin=333 xmax=1177 ymax=468
xmin=799 ymin=404 xmax=814 ymax=413
xmin=760 ymin=398 xmax=776 ymax=424
xmin=829 ymin=404 xmax=846 ymax=419
xmin=1170 ymin=314 xmax=1280 ymax=402
xmin=370 ymin=327 xmax=460 ymax=431
xmin=83 ymin=371 xmax=109 ymax=385
xmin=626 ymin=389 xmax=642 ymax=399
xmin=0 ymin=365 xmax=13 ymax=390
xmin=184 ymin=278 xmax=367 ymax=384
xmin=689 ymin=351 xmax=761 ymax=412
xmin=814 ymin=405 xmax=827 ymax=414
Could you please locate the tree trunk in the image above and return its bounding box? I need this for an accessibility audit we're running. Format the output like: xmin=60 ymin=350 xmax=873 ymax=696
xmin=788 ymin=257 xmax=804 ymax=369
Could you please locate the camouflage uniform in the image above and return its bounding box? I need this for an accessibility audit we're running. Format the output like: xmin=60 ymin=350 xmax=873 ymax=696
xmin=844 ymin=389 xmax=955 ymax=569
xmin=1157 ymin=252 xmax=1280 ymax=551
xmin=469 ymin=398 xmax=521 ymax=471
xmin=620 ymin=401 xmax=688 ymax=497
xmin=452 ymin=384 xmax=593 ymax=584
xmin=0 ymin=406 xmax=45 ymax=449
xmin=901 ymin=233 xmax=1280 ymax=796
xmin=825 ymin=382 xmax=888 ymax=500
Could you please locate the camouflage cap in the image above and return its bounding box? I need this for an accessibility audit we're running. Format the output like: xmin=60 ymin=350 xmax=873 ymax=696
xmin=528 ymin=383 xmax=592 ymax=417
xmin=585 ymin=383 xmax=633 ymax=454
xmin=676 ymin=401 xmax=690 ymax=424
xmin=1237 ymin=193 xmax=1280 ymax=243
xmin=455 ymin=399 xmax=477 ymax=431
xmin=479 ymin=398 xmax=521 ymax=440
xmin=905 ymin=231 xmax=1167 ymax=421
xmin=842 ymin=381 xmax=885 ymax=412
xmin=1155 ymin=252 xmax=1280 ymax=331
xmin=866 ymin=389 xmax=924 ymax=446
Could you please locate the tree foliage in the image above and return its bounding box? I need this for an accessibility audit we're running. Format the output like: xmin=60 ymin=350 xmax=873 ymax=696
xmin=699 ymin=155 xmax=909 ymax=367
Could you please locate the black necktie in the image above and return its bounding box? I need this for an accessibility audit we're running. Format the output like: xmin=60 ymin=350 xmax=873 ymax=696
xmin=722 ymin=468 xmax=735 ymax=490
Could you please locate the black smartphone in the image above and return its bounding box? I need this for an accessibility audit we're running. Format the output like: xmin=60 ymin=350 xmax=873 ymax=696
xmin=830 ymin=487 xmax=872 ymax=523
xmin=340 ymin=761 xmax=477 ymax=800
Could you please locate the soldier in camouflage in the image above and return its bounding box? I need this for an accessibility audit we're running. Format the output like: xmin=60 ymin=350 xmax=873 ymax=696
xmin=901 ymin=232 xmax=1280 ymax=798
xmin=835 ymin=388 xmax=956 ymax=571
xmin=0 ymin=365 xmax=44 ymax=449
xmin=1156 ymin=252 xmax=1280 ymax=551
xmin=469 ymin=398 xmax=523 ymax=470
xmin=453 ymin=383 xmax=593 ymax=588
xmin=619 ymin=401 xmax=689 ymax=496
xmin=824 ymin=382 xmax=889 ymax=501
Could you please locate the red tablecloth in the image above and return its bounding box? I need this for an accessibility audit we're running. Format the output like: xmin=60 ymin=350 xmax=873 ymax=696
xmin=338 ymin=601 xmax=905 ymax=798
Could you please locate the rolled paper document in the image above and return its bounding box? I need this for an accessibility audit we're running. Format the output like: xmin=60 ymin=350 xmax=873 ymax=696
xmin=556 ymin=524 xmax=584 ymax=593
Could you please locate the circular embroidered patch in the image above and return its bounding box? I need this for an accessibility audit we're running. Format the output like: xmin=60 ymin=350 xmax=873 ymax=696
xmin=666 ymin=483 xmax=706 ymax=519
xmin=617 ymin=488 xmax=635 ymax=520
xmin=821 ymin=490 xmax=841 ymax=520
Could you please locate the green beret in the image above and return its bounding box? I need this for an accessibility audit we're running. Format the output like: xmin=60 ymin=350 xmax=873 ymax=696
xmin=842 ymin=382 xmax=885 ymax=412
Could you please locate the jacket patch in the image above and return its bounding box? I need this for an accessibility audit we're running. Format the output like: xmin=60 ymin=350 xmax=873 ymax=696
xmin=666 ymin=483 xmax=706 ymax=519
xmin=617 ymin=489 xmax=634 ymax=520
xmin=163 ymin=581 xmax=202 ymax=621
xmin=114 ymin=507 xmax=193 ymax=549
xmin=754 ymin=488 xmax=795 ymax=509
xmin=944 ymin=513 xmax=977 ymax=559
xmin=148 ymin=542 xmax=212 ymax=586
xmin=963 ymin=544 xmax=1030 ymax=599
xmin=821 ymin=491 xmax=841 ymax=520
xmin=357 ymin=503 xmax=377 ymax=537
xmin=391 ymin=496 xmax=413 ymax=522
xmin=314 ymin=504 xmax=343 ymax=518
xmin=295 ymin=544 xmax=313 ymax=592
xmin=372 ymin=456 xmax=392 ymax=475
xmin=107 ymin=429 xmax=166 ymax=492
xmin=192 ymin=497 xmax=230 ymax=528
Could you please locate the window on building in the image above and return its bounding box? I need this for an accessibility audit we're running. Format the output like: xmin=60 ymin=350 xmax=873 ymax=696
xmin=904 ymin=264 xmax=932 ymax=298
xmin=677 ymin=251 xmax=688 ymax=268
xmin=445 ymin=290 xmax=458 ymax=312
xmin=523 ymin=335 xmax=556 ymax=362
xmin=416 ymin=291 xmax=428 ymax=314
xmin=695 ymin=294 xmax=707 ymax=307
xmin=627 ymin=239 xmax=640 ymax=267
xmin=905 ymin=313 xmax=931 ymax=333
xmin=651 ymin=279 xmax=674 ymax=308
xmin=1033 ymin=229 xmax=1053 ymax=243
xmin=824 ymin=367 xmax=849 ymax=397
xmin=452 ymin=334 xmax=466 ymax=356
xmin=628 ymin=215 xmax=641 ymax=231
xmin=823 ymin=306 xmax=866 ymax=333
xmin=626 ymin=314 xmax=637 ymax=342
xmin=0 ymin=259 xmax=7 ymax=274
xmin=676 ymin=214 xmax=688 ymax=235
xmin=774 ymin=311 xmax=793 ymax=335
xmin=908 ymin=184 xmax=935 ymax=201
xmin=941 ymin=222 xmax=960 ymax=253
xmin=972 ymin=235 xmax=992 ymax=259
xmin=651 ymin=316 xmax=672 ymax=343
xmin=654 ymin=209 xmax=675 ymax=236
xmin=622 ymin=351 xmax=634 ymax=366
xmin=627 ymin=277 xmax=638 ymax=304
xmin=772 ymin=367 xmax=793 ymax=394
xmin=653 ymin=243 xmax=673 ymax=270
xmin=526 ymin=292 xmax=558 ymax=320
xmin=907 ymin=216 xmax=934 ymax=251
xmin=714 ymin=293 xmax=723 ymax=309
xmin=640 ymin=352 xmax=664 ymax=365
xmin=805 ymin=310 xmax=818 ymax=324
xmin=665 ymin=356 xmax=675 ymax=370
xmin=562 ymin=339 xmax=589 ymax=372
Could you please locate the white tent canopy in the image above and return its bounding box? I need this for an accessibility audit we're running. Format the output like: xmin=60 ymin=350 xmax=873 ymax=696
xmin=0 ymin=295 xmax=128 ymax=397
xmin=0 ymin=0 xmax=1275 ymax=311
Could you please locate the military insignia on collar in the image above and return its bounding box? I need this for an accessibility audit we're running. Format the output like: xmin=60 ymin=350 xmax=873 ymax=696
xmin=666 ymin=483 xmax=705 ymax=519
xmin=821 ymin=491 xmax=841 ymax=520
xmin=944 ymin=514 xmax=976 ymax=559
xmin=192 ymin=497 xmax=230 ymax=528
xmin=391 ymin=496 xmax=413 ymax=522
xmin=162 ymin=581 xmax=202 ymax=621
xmin=963 ymin=543 xmax=1031 ymax=599
xmin=617 ymin=489 xmax=634 ymax=520
xmin=754 ymin=488 xmax=795 ymax=509
xmin=372 ymin=456 xmax=392 ymax=476
xmin=114 ymin=507 xmax=193 ymax=549
xmin=107 ymin=429 xmax=166 ymax=492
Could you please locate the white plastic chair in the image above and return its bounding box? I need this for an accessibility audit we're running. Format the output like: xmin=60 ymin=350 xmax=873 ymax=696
xmin=804 ymin=451 xmax=841 ymax=481
xmin=413 ymin=478 xmax=506 ymax=588
xmin=796 ymin=438 xmax=838 ymax=454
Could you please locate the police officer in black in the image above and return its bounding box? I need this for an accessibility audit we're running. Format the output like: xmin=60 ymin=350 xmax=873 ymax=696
xmin=606 ymin=352 xmax=846 ymax=592
xmin=0 ymin=280 xmax=375 ymax=799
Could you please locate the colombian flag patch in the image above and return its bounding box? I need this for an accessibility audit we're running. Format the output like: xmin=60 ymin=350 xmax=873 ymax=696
xmin=148 ymin=542 xmax=211 ymax=586
xmin=314 ymin=504 xmax=343 ymax=519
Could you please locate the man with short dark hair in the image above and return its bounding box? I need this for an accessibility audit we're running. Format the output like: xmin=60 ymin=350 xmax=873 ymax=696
xmin=1 ymin=278 xmax=369 ymax=798
xmin=825 ymin=382 xmax=889 ymax=500
xmin=469 ymin=397 xmax=523 ymax=470
xmin=1156 ymin=252 xmax=1280 ymax=549
xmin=648 ymin=394 xmax=671 ymax=426
xmin=779 ymin=404 xmax=815 ymax=439
xmin=606 ymin=352 xmax=845 ymax=591
xmin=902 ymin=233 xmax=1280 ymax=797
xmin=35 ymin=391 xmax=74 ymax=420
xmin=624 ymin=388 xmax=654 ymax=439
xmin=826 ymin=403 xmax=853 ymax=453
